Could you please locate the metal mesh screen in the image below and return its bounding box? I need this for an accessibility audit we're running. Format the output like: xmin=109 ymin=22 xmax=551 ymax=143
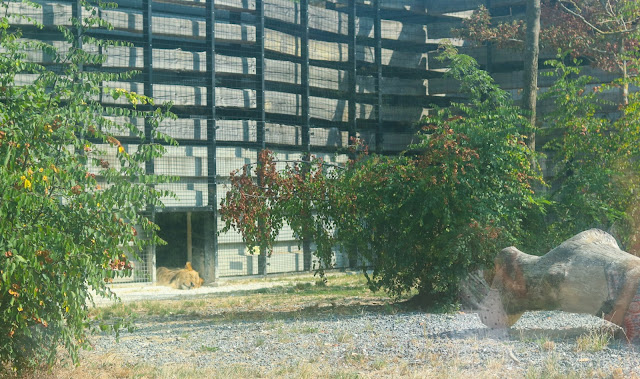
xmin=9 ymin=0 xmax=470 ymax=281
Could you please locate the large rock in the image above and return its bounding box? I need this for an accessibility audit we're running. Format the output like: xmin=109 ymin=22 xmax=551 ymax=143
xmin=471 ymin=229 xmax=640 ymax=341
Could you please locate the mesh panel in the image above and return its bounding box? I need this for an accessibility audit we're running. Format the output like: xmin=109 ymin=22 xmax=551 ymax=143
xmin=9 ymin=0 xmax=468 ymax=281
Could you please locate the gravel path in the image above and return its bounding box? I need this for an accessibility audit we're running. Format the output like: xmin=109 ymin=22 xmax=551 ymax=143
xmin=83 ymin=299 xmax=640 ymax=377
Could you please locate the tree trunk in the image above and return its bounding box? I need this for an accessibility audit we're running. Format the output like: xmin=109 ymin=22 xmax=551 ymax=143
xmin=477 ymin=229 xmax=640 ymax=341
xmin=620 ymin=35 xmax=629 ymax=106
xmin=522 ymin=0 xmax=541 ymax=156
xmin=301 ymin=154 xmax=313 ymax=272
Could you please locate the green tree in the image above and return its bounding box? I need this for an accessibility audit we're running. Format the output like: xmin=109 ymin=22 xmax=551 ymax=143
xmin=0 ymin=0 xmax=173 ymax=371
xmin=456 ymin=0 xmax=640 ymax=104
xmin=219 ymin=149 xmax=340 ymax=275
xmin=455 ymin=0 xmax=640 ymax=253
xmin=538 ymin=57 xmax=640 ymax=253
xmin=221 ymin=45 xmax=542 ymax=306
xmin=543 ymin=0 xmax=640 ymax=104
xmin=330 ymin=46 xmax=541 ymax=304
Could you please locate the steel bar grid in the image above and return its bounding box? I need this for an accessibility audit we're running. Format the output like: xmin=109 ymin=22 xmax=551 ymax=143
xmin=8 ymin=0 xmax=462 ymax=281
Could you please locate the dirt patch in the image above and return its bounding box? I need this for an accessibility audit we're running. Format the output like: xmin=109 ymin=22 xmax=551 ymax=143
xmin=91 ymin=279 xmax=292 ymax=306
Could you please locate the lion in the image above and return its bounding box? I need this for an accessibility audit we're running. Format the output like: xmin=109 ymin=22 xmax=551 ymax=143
xmin=156 ymin=262 xmax=204 ymax=290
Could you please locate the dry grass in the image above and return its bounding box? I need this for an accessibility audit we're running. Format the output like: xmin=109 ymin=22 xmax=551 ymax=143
xmin=17 ymin=272 xmax=639 ymax=379
xmin=89 ymin=272 xmax=402 ymax=325
xmin=48 ymin=354 xmax=637 ymax=379
xmin=575 ymin=329 xmax=611 ymax=353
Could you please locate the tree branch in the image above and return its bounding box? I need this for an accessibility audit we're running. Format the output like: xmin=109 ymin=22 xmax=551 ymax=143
xmin=558 ymin=1 xmax=607 ymax=34
xmin=558 ymin=0 xmax=640 ymax=36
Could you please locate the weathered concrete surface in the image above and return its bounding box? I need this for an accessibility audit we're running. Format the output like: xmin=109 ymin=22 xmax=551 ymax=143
xmin=475 ymin=229 xmax=640 ymax=341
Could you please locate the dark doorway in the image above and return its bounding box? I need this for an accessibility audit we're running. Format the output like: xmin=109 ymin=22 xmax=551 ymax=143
xmin=155 ymin=212 xmax=187 ymax=269
xmin=155 ymin=212 xmax=206 ymax=275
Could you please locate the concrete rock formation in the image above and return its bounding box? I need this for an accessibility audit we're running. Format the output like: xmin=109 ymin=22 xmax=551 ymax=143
xmin=473 ymin=229 xmax=640 ymax=341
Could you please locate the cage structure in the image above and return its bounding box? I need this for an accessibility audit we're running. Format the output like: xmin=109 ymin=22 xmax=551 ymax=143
xmin=7 ymin=0 xmax=485 ymax=283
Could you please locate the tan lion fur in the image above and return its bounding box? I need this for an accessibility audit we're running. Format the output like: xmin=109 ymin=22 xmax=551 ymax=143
xmin=156 ymin=262 xmax=204 ymax=290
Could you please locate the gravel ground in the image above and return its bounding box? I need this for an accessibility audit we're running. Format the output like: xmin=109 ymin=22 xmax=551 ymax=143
xmin=82 ymin=283 xmax=640 ymax=377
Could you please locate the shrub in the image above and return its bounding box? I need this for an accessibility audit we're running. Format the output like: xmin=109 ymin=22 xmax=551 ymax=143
xmin=221 ymin=45 xmax=543 ymax=306
xmin=329 ymin=46 xmax=542 ymax=304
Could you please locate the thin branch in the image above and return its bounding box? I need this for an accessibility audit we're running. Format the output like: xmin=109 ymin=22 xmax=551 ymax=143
xmin=558 ymin=0 xmax=640 ymax=36
xmin=241 ymin=159 xmax=345 ymax=170
xmin=602 ymin=0 xmax=616 ymax=20
xmin=230 ymin=189 xmax=334 ymax=204
xmin=558 ymin=1 xmax=607 ymax=34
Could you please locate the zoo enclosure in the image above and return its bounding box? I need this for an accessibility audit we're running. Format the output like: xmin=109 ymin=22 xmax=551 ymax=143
xmin=9 ymin=0 xmax=467 ymax=282
xmin=13 ymin=0 xmax=577 ymax=282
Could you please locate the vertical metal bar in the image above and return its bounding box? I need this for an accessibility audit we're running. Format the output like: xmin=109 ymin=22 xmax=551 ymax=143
xmin=142 ymin=0 xmax=156 ymax=282
xmin=205 ymin=0 xmax=219 ymax=283
xmin=374 ymin=0 xmax=383 ymax=153
xmin=72 ymin=1 xmax=85 ymax=140
xmin=143 ymin=0 xmax=154 ymax=174
xmin=347 ymin=0 xmax=357 ymax=146
xmin=301 ymin=0 xmax=310 ymax=155
xmin=256 ymin=0 xmax=266 ymax=152
xmin=73 ymin=0 xmax=85 ymax=144
xmin=73 ymin=0 xmax=83 ymax=64
xmin=256 ymin=0 xmax=267 ymax=276
xmin=300 ymin=0 xmax=312 ymax=272
xmin=347 ymin=0 xmax=358 ymax=270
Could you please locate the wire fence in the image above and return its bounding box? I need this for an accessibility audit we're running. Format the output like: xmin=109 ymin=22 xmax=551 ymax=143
xmin=9 ymin=0 xmax=479 ymax=282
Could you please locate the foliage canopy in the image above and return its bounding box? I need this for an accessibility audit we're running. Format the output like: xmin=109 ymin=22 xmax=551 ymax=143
xmin=456 ymin=0 xmax=640 ymax=75
xmin=0 ymin=0 xmax=173 ymax=371
xmin=221 ymin=46 xmax=542 ymax=305
xmin=536 ymin=57 xmax=640 ymax=253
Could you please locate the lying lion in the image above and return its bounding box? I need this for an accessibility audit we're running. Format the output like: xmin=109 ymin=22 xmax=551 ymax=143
xmin=156 ymin=262 xmax=204 ymax=290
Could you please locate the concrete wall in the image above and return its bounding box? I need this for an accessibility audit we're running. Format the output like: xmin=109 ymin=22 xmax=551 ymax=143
xmin=7 ymin=0 xmax=467 ymax=279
